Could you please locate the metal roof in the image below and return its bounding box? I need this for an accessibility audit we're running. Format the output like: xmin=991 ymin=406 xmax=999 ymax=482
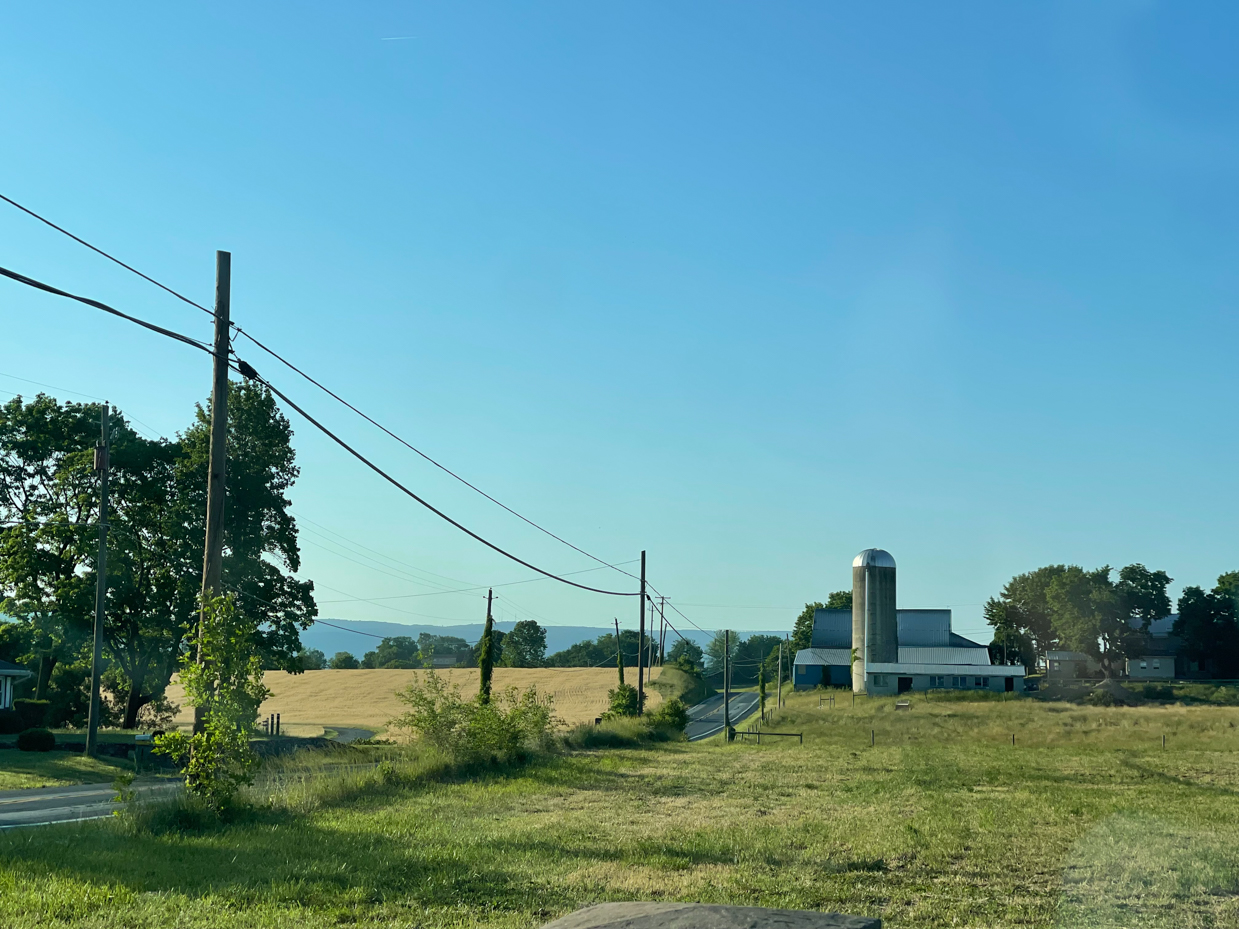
xmin=898 ymin=646 xmax=991 ymax=666
xmin=810 ymin=609 xmax=852 ymax=648
xmin=865 ymin=661 xmax=1024 ymax=677
xmin=853 ymin=549 xmax=896 ymax=568
xmin=793 ymin=648 xmax=853 ymax=667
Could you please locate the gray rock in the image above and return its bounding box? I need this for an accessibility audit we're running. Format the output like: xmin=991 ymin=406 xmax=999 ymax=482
xmin=542 ymin=903 xmax=880 ymax=929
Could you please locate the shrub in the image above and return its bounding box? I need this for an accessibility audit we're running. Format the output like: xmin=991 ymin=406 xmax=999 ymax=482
xmin=603 ymin=683 xmax=639 ymax=719
xmin=13 ymin=698 xmax=50 ymax=730
xmin=0 ymin=708 xmax=24 ymax=735
xmin=1086 ymin=688 xmax=1117 ymax=707
xmin=17 ymin=728 xmax=55 ymax=752
xmin=645 ymin=697 xmax=689 ymax=732
xmin=1141 ymin=684 xmax=1175 ymax=702
xmin=390 ymin=671 xmax=556 ymax=763
xmin=382 ymin=660 xmax=418 ymax=670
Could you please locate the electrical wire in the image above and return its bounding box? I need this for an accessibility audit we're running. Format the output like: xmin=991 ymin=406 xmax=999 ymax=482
xmin=0 ymin=265 xmax=212 ymax=354
xmin=0 ymin=192 xmax=640 ymax=588
xmin=235 ymin=362 xmax=639 ymax=597
xmin=233 ymin=325 xmax=642 ymax=584
xmin=0 ymin=192 xmax=216 ymax=319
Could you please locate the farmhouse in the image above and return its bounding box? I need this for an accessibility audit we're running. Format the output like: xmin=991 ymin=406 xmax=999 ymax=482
xmin=794 ymin=549 xmax=1025 ymax=695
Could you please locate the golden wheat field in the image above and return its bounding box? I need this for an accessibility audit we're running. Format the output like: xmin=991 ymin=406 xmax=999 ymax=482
xmin=165 ymin=667 xmax=663 ymax=733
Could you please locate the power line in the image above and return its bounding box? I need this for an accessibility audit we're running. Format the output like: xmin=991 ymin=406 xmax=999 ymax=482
xmin=233 ymin=325 xmax=642 ymax=584
xmin=0 ymin=265 xmax=211 ymax=354
xmin=0 ymin=260 xmax=639 ymax=599
xmin=0 ymin=193 xmax=216 ymax=319
xmin=238 ymin=364 xmax=639 ymax=597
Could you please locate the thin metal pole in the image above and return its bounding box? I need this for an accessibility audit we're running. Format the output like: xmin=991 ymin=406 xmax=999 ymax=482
xmin=195 ymin=250 xmax=231 ymax=733
xmin=637 ymin=551 xmax=646 ymax=715
xmin=85 ymin=404 xmax=109 ymax=757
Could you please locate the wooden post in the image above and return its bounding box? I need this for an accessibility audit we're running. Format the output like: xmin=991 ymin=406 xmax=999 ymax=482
xmin=195 ymin=251 xmax=231 ymax=734
xmin=723 ymin=630 xmax=731 ymax=740
xmin=85 ymin=404 xmax=110 ymax=757
xmin=614 ymin=616 xmax=624 ymax=686
xmin=777 ymin=641 xmax=783 ymax=709
xmin=637 ymin=551 xmax=646 ymax=715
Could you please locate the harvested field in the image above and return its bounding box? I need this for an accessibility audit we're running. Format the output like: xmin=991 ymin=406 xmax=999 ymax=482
xmin=165 ymin=667 xmax=663 ymax=732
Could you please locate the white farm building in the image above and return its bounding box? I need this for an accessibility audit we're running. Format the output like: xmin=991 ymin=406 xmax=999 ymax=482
xmin=793 ymin=549 xmax=1025 ymax=695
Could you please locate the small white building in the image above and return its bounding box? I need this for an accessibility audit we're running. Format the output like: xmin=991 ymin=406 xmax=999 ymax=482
xmin=0 ymin=659 xmax=32 ymax=710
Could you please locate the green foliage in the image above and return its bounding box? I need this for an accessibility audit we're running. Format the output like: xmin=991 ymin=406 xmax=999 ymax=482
xmin=645 ymin=697 xmax=688 ymax=732
xmin=790 ymin=601 xmax=825 ymax=653
xmin=648 ymin=665 xmax=712 ymax=706
xmin=666 ymin=637 xmax=703 ymax=671
xmin=154 ymin=594 xmax=267 ymax=811
xmin=1116 ymin=564 xmax=1173 ymax=632
xmin=1174 ymin=582 xmax=1239 ymax=677
xmin=390 ymin=671 xmax=556 ymax=762
xmin=825 ymin=589 xmax=853 ymax=611
xmin=478 ymin=611 xmax=496 ymax=703
xmin=417 ymin=633 xmax=470 ymax=666
xmin=0 ymin=707 xmax=22 ymax=734
xmin=604 ymin=682 xmax=639 ymax=718
xmin=12 ymin=698 xmax=50 ymax=729
xmin=499 ymin=619 xmax=547 ymax=667
xmin=758 ymin=665 xmax=766 ymax=714
xmin=365 ymin=636 xmax=418 ymax=669
xmin=544 ymin=629 xmax=650 ymax=668
xmin=328 ymin=651 xmax=360 ymax=669
xmin=297 ymin=647 xmax=325 ymax=671
xmin=17 ymin=727 xmax=55 ymax=751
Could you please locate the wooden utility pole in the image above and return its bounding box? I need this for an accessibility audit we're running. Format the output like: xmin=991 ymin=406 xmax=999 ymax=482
xmin=195 ymin=250 xmax=231 ymax=733
xmin=479 ymin=589 xmax=495 ymax=703
xmin=658 ymin=596 xmax=667 ymax=664
xmin=614 ymin=617 xmax=624 ymax=686
xmin=777 ymin=641 xmax=783 ymax=710
xmin=723 ymin=629 xmax=731 ymax=740
xmin=637 ymin=550 xmax=646 ymax=714
xmin=85 ymin=404 xmax=110 ymax=757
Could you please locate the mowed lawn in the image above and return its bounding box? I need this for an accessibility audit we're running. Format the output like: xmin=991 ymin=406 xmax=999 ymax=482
xmin=2 ymin=692 xmax=1238 ymax=929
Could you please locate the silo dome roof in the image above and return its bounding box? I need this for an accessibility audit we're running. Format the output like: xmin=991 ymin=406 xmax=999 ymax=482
xmin=853 ymin=548 xmax=896 ymax=568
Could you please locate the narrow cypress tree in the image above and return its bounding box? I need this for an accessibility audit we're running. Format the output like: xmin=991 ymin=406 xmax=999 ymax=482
xmin=479 ymin=590 xmax=495 ymax=704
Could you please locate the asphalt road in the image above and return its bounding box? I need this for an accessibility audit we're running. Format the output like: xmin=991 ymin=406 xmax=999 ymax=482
xmin=0 ymin=780 xmax=179 ymax=830
xmin=685 ymin=692 xmax=760 ymax=741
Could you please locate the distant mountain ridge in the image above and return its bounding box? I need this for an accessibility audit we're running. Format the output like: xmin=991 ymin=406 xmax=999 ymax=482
xmin=300 ymin=619 xmax=783 ymax=662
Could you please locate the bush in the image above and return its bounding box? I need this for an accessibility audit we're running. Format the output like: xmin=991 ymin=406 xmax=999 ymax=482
xmin=13 ymin=698 xmax=50 ymax=730
xmin=390 ymin=671 xmax=557 ymax=763
xmin=603 ymin=683 xmax=639 ymax=719
xmin=645 ymin=697 xmax=689 ymax=732
xmin=0 ymin=708 xmax=24 ymax=735
xmin=382 ymin=660 xmax=418 ymax=670
xmin=1086 ymin=688 xmax=1117 ymax=707
xmin=17 ymin=728 xmax=55 ymax=752
xmin=1141 ymin=683 xmax=1175 ymax=702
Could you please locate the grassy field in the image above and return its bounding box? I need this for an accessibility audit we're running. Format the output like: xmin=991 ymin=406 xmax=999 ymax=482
xmin=0 ymin=751 xmax=132 ymax=790
xmin=165 ymin=667 xmax=665 ymax=733
xmin=1 ymin=690 xmax=1237 ymax=928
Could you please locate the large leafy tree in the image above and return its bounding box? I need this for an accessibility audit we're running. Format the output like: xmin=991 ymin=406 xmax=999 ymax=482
xmin=0 ymin=396 xmax=101 ymax=717
xmin=0 ymin=384 xmax=316 ymax=728
xmin=501 ymin=620 xmax=547 ymax=667
xmin=1174 ymin=582 xmax=1239 ymax=677
xmin=985 ymin=565 xmax=1067 ymax=668
xmin=1046 ymin=566 xmax=1139 ymax=678
xmin=1115 ymin=564 xmax=1172 ymax=633
xmin=790 ymin=601 xmax=826 ymax=653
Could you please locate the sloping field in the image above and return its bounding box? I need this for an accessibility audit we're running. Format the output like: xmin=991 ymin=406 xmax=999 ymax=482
xmin=166 ymin=667 xmax=663 ymax=732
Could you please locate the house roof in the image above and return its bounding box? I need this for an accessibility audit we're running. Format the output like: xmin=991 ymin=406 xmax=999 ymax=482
xmin=0 ymin=658 xmax=32 ymax=678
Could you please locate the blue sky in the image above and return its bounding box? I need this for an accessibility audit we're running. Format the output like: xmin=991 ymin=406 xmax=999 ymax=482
xmin=0 ymin=3 xmax=1235 ymax=644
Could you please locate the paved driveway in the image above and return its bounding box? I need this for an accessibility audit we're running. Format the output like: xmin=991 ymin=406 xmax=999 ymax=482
xmin=685 ymin=692 xmax=761 ymax=741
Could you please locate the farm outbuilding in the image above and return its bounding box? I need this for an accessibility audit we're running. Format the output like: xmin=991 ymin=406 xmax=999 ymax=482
xmin=794 ymin=549 xmax=1025 ymax=694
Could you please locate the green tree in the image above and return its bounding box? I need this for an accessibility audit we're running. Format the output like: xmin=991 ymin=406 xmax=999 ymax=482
xmin=986 ymin=565 xmax=1067 ymax=669
xmin=297 ymin=648 xmax=326 ymax=670
xmin=790 ymin=602 xmax=826 ymax=653
xmin=704 ymin=629 xmax=737 ymax=680
xmin=666 ymin=637 xmax=703 ymax=671
xmin=1046 ymin=566 xmax=1132 ymax=678
xmin=368 ymin=636 xmax=418 ymax=668
xmin=154 ymin=594 xmax=268 ymax=811
xmin=478 ymin=610 xmax=496 ymax=705
xmin=1116 ymin=564 xmax=1173 ymax=632
xmin=499 ymin=620 xmax=546 ymax=667
xmin=328 ymin=651 xmax=360 ymax=669
xmin=1173 ymin=584 xmax=1239 ymax=677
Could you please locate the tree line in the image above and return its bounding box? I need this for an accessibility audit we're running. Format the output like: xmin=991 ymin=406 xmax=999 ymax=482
xmin=986 ymin=563 xmax=1239 ymax=678
xmin=0 ymin=388 xmax=316 ymax=728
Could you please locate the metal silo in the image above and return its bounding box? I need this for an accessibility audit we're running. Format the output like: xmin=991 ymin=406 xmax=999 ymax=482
xmin=851 ymin=548 xmax=897 ymax=693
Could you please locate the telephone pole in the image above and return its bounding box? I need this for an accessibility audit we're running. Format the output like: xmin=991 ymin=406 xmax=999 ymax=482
xmin=637 ymin=550 xmax=646 ymax=715
xmin=85 ymin=404 xmax=109 ymax=757
xmin=195 ymin=250 xmax=231 ymax=733
xmin=777 ymin=640 xmax=783 ymax=709
xmin=614 ymin=616 xmax=624 ymax=686
xmin=658 ymin=596 xmax=666 ymax=664
xmin=722 ymin=629 xmax=731 ymax=740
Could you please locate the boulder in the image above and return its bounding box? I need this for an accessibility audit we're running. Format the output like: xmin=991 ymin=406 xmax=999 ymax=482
xmin=541 ymin=903 xmax=879 ymax=929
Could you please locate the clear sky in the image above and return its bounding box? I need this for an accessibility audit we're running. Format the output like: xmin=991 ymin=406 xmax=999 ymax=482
xmin=0 ymin=3 xmax=1235 ymax=644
